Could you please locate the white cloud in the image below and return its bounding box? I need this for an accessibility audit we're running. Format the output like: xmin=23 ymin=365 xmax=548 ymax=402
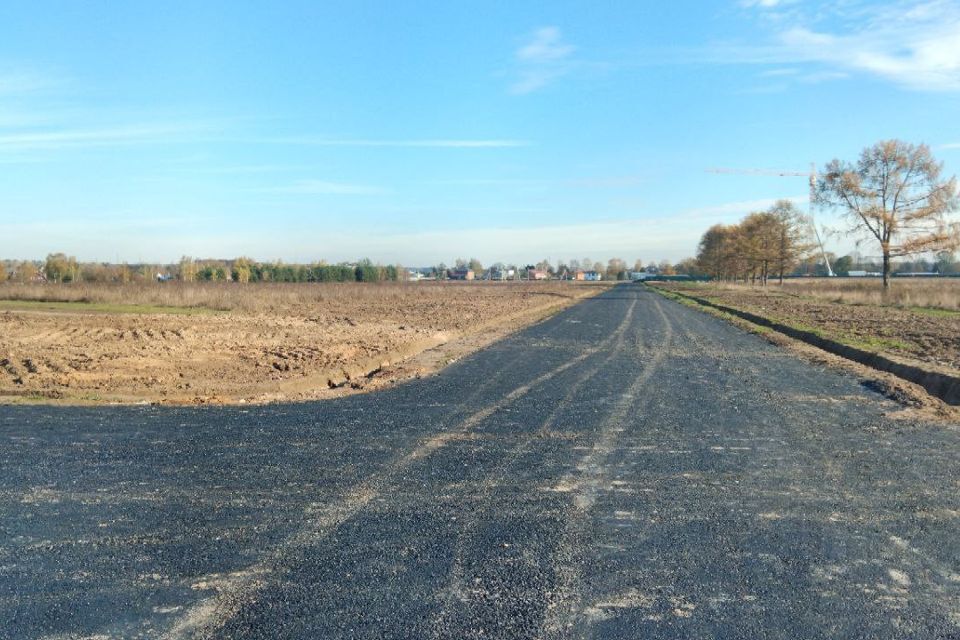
xmin=294 ymin=198 xmax=811 ymax=264
xmin=729 ymin=1 xmax=960 ymax=91
xmin=0 ymin=197 xmax=814 ymax=264
xmin=0 ymin=123 xmax=209 ymax=152
xmin=0 ymin=129 xmax=531 ymax=155
xmin=797 ymin=70 xmax=849 ymax=83
xmin=249 ymin=138 xmax=530 ymax=148
xmin=758 ymin=67 xmax=800 ymax=77
xmin=0 ymin=69 xmax=54 ymax=96
xmin=263 ymin=180 xmax=386 ymax=196
xmin=740 ymin=0 xmax=789 ymax=7
xmin=517 ymin=26 xmax=575 ymax=63
xmin=511 ymin=26 xmax=575 ymax=94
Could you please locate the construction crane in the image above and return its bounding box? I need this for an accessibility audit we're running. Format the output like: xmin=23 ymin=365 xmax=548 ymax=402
xmin=706 ymin=163 xmax=835 ymax=276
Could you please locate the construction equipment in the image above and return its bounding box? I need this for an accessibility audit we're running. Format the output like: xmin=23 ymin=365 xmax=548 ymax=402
xmin=706 ymin=163 xmax=836 ymax=276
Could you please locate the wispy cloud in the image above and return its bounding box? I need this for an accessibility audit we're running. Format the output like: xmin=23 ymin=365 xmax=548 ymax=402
xmin=0 ymin=69 xmax=55 ymax=96
xmin=739 ymin=0 xmax=792 ymax=7
xmin=248 ymin=138 xmax=531 ymax=148
xmin=511 ymin=26 xmax=575 ymax=94
xmin=289 ymin=197 xmax=812 ymax=263
xmin=745 ymin=67 xmax=848 ymax=93
xmin=0 ymin=128 xmax=530 ymax=155
xmin=261 ymin=179 xmax=387 ymax=195
xmin=730 ymin=0 xmax=960 ymax=91
xmin=0 ymin=123 xmax=210 ymax=152
xmin=758 ymin=67 xmax=800 ymax=77
xmin=424 ymin=174 xmax=647 ymax=190
xmin=941 ymin=142 xmax=960 ymax=150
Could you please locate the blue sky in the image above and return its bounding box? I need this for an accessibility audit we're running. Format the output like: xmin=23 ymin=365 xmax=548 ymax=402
xmin=1 ymin=0 xmax=959 ymax=265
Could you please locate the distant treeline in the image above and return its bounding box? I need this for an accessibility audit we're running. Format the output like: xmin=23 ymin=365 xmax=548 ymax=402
xmin=693 ymin=200 xmax=960 ymax=282
xmin=0 ymin=254 xmax=403 ymax=284
xmin=184 ymin=258 xmax=400 ymax=283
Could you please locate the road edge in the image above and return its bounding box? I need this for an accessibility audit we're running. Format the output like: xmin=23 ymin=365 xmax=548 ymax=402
xmin=646 ymin=283 xmax=960 ymax=424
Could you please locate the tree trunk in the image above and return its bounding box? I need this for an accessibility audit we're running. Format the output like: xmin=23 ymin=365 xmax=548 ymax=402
xmin=882 ymin=252 xmax=891 ymax=290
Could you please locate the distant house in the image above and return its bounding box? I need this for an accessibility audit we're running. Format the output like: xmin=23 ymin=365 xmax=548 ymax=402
xmin=583 ymin=271 xmax=602 ymax=281
xmin=572 ymin=270 xmax=586 ymax=281
xmin=448 ymin=269 xmax=475 ymax=281
xmin=529 ymin=269 xmax=549 ymax=281
xmin=488 ymin=268 xmax=515 ymax=281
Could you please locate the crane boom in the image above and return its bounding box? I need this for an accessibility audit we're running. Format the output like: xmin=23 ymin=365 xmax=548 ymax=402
xmin=706 ymin=167 xmax=807 ymax=177
xmin=705 ymin=164 xmax=835 ymax=276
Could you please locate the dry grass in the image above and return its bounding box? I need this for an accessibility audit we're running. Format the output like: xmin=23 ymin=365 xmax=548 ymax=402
xmin=0 ymin=281 xmax=599 ymax=314
xmin=692 ymin=278 xmax=960 ymax=311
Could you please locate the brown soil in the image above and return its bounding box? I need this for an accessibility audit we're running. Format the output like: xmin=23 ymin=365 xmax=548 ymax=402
xmin=0 ymin=282 xmax=608 ymax=405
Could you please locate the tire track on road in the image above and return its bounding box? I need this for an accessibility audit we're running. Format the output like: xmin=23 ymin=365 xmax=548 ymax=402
xmin=163 ymin=296 xmax=631 ymax=639
xmin=658 ymin=295 xmax=960 ymax=625
xmin=540 ymin=295 xmax=674 ymax=639
xmin=428 ymin=298 xmax=638 ymax=637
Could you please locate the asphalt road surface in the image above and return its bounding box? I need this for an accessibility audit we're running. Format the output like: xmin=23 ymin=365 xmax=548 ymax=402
xmin=2 ymin=285 xmax=959 ymax=639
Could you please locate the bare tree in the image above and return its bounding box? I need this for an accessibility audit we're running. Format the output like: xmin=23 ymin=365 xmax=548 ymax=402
xmin=817 ymin=140 xmax=960 ymax=289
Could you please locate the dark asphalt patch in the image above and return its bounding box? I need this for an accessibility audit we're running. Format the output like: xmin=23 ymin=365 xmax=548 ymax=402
xmin=1 ymin=285 xmax=958 ymax=639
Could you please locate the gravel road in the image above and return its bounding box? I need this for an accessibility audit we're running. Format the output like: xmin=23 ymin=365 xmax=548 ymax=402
xmin=2 ymin=284 xmax=958 ymax=639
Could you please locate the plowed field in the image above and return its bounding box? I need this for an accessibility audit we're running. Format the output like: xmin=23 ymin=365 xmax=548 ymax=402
xmin=0 ymin=282 xmax=605 ymax=404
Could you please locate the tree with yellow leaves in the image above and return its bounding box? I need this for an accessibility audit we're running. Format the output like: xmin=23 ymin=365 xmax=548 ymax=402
xmin=817 ymin=140 xmax=959 ymax=289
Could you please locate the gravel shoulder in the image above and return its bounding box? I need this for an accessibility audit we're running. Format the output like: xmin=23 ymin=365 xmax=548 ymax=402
xmin=653 ymin=282 xmax=960 ymax=373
